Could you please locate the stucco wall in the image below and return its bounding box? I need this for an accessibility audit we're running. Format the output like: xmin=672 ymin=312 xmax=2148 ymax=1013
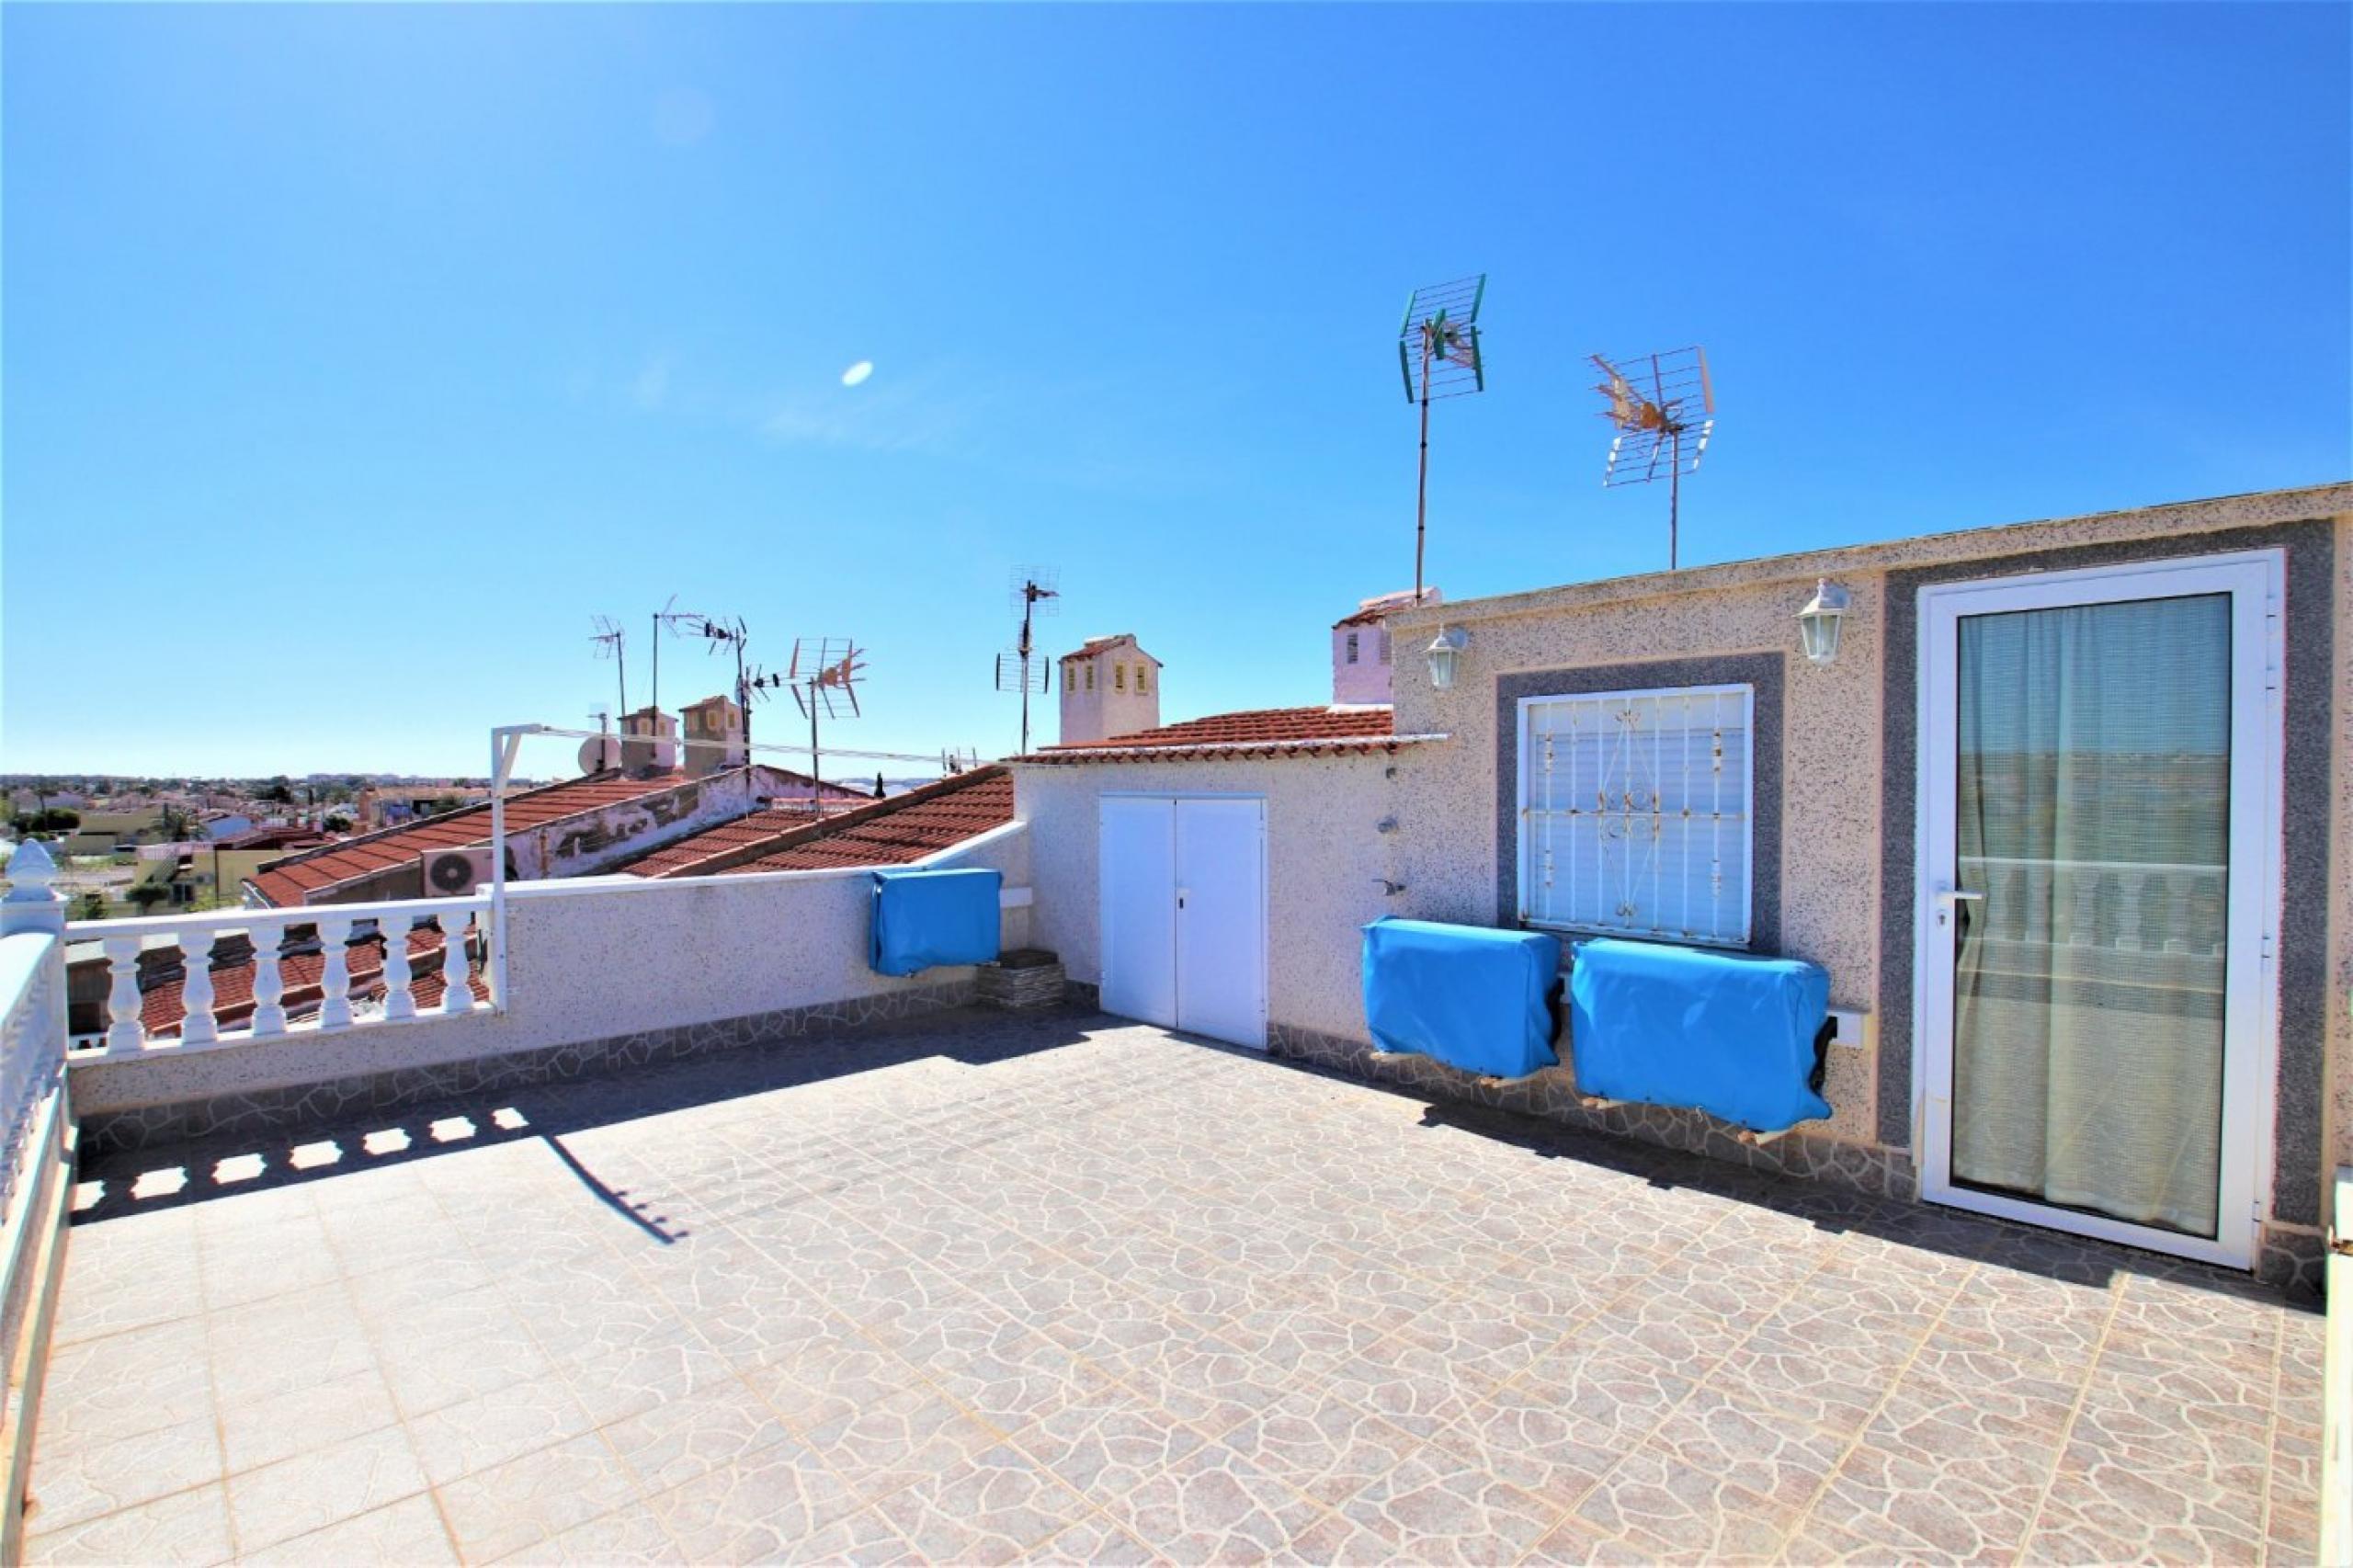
xmin=71 ymin=824 xmax=1029 ymax=1115
xmin=1384 ymin=484 xmax=2352 ymax=1199
xmin=1385 ymin=593 xmax=1885 ymax=1147
xmin=1014 ymin=755 xmax=1398 ymax=1044
xmin=1332 ymin=631 xmax=1394 ymax=705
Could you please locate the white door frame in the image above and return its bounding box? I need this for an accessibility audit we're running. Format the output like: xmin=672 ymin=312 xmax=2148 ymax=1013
xmin=1911 ymin=549 xmax=2283 ymax=1267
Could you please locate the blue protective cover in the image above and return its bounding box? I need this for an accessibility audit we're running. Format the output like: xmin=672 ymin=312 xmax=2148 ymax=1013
xmin=869 ymin=867 xmax=1002 ymax=977
xmin=1360 ymin=918 xmax=1562 ymax=1079
xmin=1567 ymin=937 xmax=1831 ymax=1132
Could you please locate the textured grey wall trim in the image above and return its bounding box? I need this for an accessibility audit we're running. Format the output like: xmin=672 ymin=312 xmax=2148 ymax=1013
xmin=78 ymin=978 xmax=976 ymax=1157
xmin=1267 ymin=1020 xmax=1913 ymax=1202
xmin=1493 ymin=654 xmax=1787 ymax=952
xmin=1877 ymin=519 xmax=2335 ymax=1228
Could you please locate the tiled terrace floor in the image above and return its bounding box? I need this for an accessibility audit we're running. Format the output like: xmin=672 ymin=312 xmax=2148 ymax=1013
xmin=35 ymin=1009 xmax=2322 ymax=1564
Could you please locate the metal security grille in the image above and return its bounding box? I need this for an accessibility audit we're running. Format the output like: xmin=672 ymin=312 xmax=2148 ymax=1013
xmin=1518 ymin=683 xmax=1755 ymax=946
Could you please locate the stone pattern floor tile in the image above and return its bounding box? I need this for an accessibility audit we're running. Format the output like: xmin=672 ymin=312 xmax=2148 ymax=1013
xmin=30 ymin=1009 xmax=2325 ymax=1563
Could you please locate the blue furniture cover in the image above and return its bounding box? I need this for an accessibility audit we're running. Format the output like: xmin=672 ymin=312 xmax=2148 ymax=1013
xmin=1567 ymin=937 xmax=1831 ymax=1132
xmin=1361 ymin=918 xmax=1562 ymax=1079
xmin=869 ymin=867 xmax=1002 ymax=977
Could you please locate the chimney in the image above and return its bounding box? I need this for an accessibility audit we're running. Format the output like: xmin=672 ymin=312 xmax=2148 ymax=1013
xmin=618 ymin=706 xmax=679 ymax=777
xmin=1057 ymin=635 xmax=1163 ymax=746
xmin=1333 ymin=588 xmax=1438 ymax=706
xmin=680 ymin=695 xmax=746 ymax=778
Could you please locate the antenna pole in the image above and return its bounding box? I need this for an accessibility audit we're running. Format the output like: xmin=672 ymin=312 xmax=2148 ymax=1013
xmin=1017 ymin=588 xmax=1037 ymax=756
xmin=736 ymin=639 xmax=749 ymax=752
xmin=1414 ymin=328 xmax=1432 ymax=603
xmin=1669 ymin=428 xmax=1681 ymax=571
xmin=651 ymin=612 xmax=659 ymax=713
xmin=807 ymin=677 xmax=823 ymax=812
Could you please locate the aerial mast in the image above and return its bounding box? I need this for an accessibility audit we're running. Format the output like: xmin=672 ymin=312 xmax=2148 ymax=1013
xmin=589 ymin=617 xmax=628 ymax=717
xmin=1592 ymin=346 xmax=1717 ymax=569
xmin=995 ymin=565 xmax=1060 ymax=755
xmin=1397 ymin=275 xmax=1488 ymax=605
xmin=788 ymin=637 xmax=867 ymax=812
xmin=650 ymin=595 xmax=705 ymax=715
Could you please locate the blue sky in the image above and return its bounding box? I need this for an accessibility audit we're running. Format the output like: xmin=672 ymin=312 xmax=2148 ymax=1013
xmin=6 ymin=3 xmax=2346 ymax=778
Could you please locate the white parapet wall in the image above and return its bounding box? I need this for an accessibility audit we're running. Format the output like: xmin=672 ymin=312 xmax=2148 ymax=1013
xmin=68 ymin=820 xmax=1031 ymax=1119
xmin=0 ymin=853 xmax=78 ymax=1563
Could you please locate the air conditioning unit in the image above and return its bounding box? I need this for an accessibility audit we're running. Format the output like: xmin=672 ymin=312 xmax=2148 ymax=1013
xmin=419 ymin=846 xmax=494 ymax=898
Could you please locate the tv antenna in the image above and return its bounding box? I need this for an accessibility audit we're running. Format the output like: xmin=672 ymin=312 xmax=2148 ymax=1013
xmin=996 ymin=566 xmax=1060 ymax=755
xmin=589 ymin=616 xmax=629 ymax=716
xmin=677 ymin=614 xmax=755 ymax=747
xmin=650 ymin=595 xmax=706 ymax=714
xmin=789 ymin=637 xmax=867 ymax=807
xmin=1592 ymin=347 xmax=1716 ymax=569
xmin=1397 ymin=274 xmax=1487 ymax=604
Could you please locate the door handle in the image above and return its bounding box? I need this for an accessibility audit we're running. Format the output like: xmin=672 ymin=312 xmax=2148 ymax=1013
xmin=1931 ymin=887 xmax=1984 ymax=928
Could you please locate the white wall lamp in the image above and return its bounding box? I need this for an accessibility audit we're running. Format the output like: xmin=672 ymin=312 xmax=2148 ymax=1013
xmin=1426 ymin=626 xmax=1470 ymax=689
xmin=1796 ymin=579 xmax=1850 ymax=666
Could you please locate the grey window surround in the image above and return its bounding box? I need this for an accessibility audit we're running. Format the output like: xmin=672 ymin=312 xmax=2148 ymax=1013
xmin=1495 ymin=654 xmax=1786 ymax=956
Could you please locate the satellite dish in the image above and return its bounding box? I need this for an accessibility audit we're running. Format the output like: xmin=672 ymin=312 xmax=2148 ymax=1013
xmin=578 ymin=735 xmax=622 ymax=774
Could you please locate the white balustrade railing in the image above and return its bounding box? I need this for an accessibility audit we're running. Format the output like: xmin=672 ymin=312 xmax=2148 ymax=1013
xmin=63 ymin=891 xmax=491 ymax=1056
xmin=0 ymin=932 xmax=68 ymax=1214
xmin=2 ymin=842 xmax=73 ymax=1211
xmin=1960 ymin=854 xmax=2228 ymax=959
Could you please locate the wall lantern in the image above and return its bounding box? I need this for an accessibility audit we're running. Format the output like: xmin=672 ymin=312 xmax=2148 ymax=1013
xmin=1426 ymin=626 xmax=1470 ymax=690
xmin=1796 ymin=579 xmax=1850 ymax=666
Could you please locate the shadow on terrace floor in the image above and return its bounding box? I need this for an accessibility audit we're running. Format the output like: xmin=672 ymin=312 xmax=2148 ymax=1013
xmin=1267 ymin=1050 xmax=2317 ymax=1311
xmin=67 ymin=1005 xmax=1107 ymax=1237
xmin=71 ymin=1004 xmax=2308 ymax=1311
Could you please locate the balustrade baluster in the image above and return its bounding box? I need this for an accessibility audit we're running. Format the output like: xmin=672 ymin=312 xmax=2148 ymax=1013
xmin=251 ymin=926 xmax=287 ymax=1038
xmin=383 ymin=915 xmax=417 ymax=1021
xmin=439 ymin=910 xmax=473 ymax=1016
xmin=317 ymin=915 xmax=355 ymax=1030
xmin=103 ymin=936 xmax=145 ymax=1052
xmin=2158 ymin=874 xmax=2191 ymax=954
xmin=2069 ymin=871 xmax=2099 ymax=948
xmin=2114 ymin=870 xmax=2145 ymax=951
xmin=178 ymin=930 xmax=218 ymax=1047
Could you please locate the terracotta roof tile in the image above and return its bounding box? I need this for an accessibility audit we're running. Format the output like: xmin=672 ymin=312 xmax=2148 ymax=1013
xmin=1015 ymin=705 xmax=1427 ymax=764
xmin=712 ymin=768 xmax=1014 ymax=876
xmin=244 ymin=770 xmax=722 ymax=906
xmin=1333 ymin=591 xmax=1432 ymax=629
xmin=613 ymin=802 xmax=836 ymax=878
xmin=1050 ymin=706 xmax=1391 ymax=748
xmin=1058 ymin=634 xmax=1156 ymax=664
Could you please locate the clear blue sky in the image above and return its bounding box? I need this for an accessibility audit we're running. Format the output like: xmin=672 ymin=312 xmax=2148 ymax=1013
xmin=6 ymin=3 xmax=2346 ymax=778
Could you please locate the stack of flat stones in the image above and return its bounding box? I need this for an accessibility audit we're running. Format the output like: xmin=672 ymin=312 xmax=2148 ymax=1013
xmin=976 ymin=948 xmax=1066 ymax=1010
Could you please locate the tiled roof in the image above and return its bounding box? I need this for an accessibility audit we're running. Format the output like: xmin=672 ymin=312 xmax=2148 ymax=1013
xmin=215 ymin=824 xmax=338 ymax=851
xmin=1044 ymin=705 xmax=1391 ymax=750
xmin=1017 ymin=705 xmax=1440 ymax=764
xmin=1059 ymin=634 xmax=1156 ymax=665
xmin=612 ymin=802 xmax=838 ymax=879
xmin=1333 ymin=590 xmax=1432 ymax=629
xmin=706 ymin=768 xmax=1015 ymax=877
xmin=244 ymin=771 xmax=703 ymax=906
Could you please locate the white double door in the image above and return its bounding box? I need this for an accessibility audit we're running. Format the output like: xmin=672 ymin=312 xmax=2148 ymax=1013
xmin=1915 ymin=551 xmax=2280 ymax=1267
xmin=1099 ymin=795 xmax=1267 ymax=1050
